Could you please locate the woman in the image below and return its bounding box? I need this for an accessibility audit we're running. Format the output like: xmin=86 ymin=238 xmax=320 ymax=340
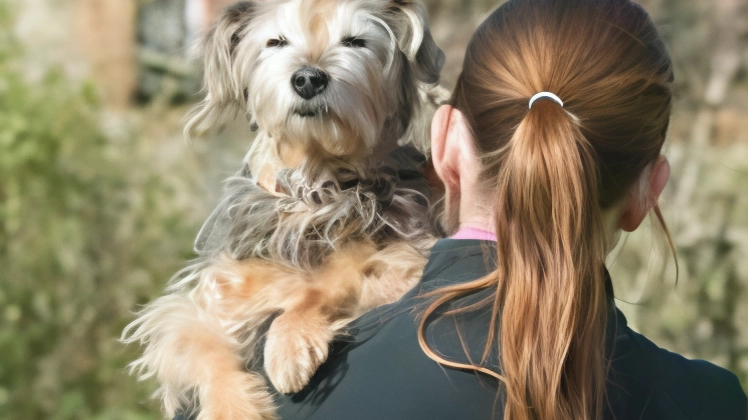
xmin=273 ymin=0 xmax=748 ymax=419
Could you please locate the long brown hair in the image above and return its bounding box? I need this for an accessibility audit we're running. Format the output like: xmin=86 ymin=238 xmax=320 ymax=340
xmin=419 ymin=1 xmax=674 ymax=419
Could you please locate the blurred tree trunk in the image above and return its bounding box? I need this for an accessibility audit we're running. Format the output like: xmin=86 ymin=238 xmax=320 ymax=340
xmin=72 ymin=0 xmax=137 ymax=110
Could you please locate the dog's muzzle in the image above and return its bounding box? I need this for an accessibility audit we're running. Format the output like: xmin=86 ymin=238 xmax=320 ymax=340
xmin=292 ymin=67 xmax=329 ymax=100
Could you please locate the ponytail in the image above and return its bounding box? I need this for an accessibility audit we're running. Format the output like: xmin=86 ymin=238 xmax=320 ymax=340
xmin=492 ymin=100 xmax=608 ymax=419
xmin=419 ymin=100 xmax=609 ymax=420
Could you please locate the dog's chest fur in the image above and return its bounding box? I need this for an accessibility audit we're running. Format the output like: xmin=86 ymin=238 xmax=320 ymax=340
xmin=195 ymin=145 xmax=431 ymax=270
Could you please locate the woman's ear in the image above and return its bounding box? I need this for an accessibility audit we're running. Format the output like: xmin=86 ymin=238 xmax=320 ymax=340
xmin=619 ymin=155 xmax=670 ymax=232
xmin=430 ymin=105 xmax=460 ymax=191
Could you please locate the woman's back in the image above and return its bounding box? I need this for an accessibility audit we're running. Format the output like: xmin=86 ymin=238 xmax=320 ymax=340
xmin=275 ymin=239 xmax=747 ymax=420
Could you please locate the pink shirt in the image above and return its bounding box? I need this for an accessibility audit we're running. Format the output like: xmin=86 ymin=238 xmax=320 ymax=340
xmin=450 ymin=226 xmax=497 ymax=242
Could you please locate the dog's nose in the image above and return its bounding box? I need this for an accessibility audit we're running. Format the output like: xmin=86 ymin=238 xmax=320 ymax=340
xmin=291 ymin=67 xmax=329 ymax=100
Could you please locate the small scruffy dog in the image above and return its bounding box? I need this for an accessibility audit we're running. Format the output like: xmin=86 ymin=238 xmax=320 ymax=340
xmin=122 ymin=0 xmax=444 ymax=419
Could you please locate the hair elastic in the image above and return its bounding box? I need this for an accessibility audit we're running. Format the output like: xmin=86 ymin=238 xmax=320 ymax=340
xmin=529 ymin=92 xmax=564 ymax=109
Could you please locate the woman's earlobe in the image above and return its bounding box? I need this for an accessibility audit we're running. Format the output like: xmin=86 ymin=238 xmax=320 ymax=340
xmin=618 ymin=156 xmax=670 ymax=232
xmin=618 ymin=196 xmax=642 ymax=233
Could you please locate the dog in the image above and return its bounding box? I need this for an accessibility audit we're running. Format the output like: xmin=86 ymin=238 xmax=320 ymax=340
xmin=122 ymin=0 xmax=445 ymax=419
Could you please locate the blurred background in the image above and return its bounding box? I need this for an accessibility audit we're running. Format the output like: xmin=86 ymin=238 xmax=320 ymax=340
xmin=0 ymin=0 xmax=746 ymax=418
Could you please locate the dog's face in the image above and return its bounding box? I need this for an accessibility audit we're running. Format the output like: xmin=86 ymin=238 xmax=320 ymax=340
xmin=187 ymin=0 xmax=443 ymax=167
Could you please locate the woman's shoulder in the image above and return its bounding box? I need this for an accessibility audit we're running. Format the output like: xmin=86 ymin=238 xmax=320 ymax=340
xmin=275 ymin=289 xmax=502 ymax=420
xmin=274 ymin=242 xmax=502 ymax=419
xmin=608 ymin=310 xmax=747 ymax=419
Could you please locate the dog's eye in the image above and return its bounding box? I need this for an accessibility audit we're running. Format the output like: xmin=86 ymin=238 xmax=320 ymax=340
xmin=266 ymin=36 xmax=288 ymax=48
xmin=341 ymin=36 xmax=366 ymax=48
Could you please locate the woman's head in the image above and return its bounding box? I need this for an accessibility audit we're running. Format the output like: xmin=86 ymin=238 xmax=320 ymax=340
xmin=423 ymin=1 xmax=674 ymax=419
xmin=433 ymin=0 xmax=673 ymax=234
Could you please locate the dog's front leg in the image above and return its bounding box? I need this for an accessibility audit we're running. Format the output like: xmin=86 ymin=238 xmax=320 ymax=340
xmin=263 ymin=288 xmax=338 ymax=394
xmin=124 ymin=290 xmax=277 ymax=420
xmin=189 ymin=259 xmax=295 ymax=420
xmin=263 ymin=244 xmax=374 ymax=393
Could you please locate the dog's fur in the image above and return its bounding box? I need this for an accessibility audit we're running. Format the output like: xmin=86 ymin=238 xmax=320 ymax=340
xmin=122 ymin=0 xmax=444 ymax=419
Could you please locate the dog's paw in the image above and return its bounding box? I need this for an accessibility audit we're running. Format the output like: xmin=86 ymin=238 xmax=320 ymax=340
xmin=264 ymin=313 xmax=334 ymax=394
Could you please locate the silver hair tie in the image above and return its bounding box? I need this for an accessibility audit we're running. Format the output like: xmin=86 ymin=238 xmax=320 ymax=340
xmin=529 ymin=92 xmax=564 ymax=109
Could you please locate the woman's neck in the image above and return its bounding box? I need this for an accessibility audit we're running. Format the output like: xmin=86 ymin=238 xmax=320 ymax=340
xmin=451 ymin=226 xmax=497 ymax=241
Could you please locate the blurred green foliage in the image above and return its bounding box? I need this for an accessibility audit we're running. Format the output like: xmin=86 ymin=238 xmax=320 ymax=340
xmin=0 ymin=3 xmax=196 ymax=419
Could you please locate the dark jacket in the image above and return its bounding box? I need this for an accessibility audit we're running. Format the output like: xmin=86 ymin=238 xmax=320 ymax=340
xmin=275 ymin=239 xmax=746 ymax=420
xmin=178 ymin=239 xmax=748 ymax=419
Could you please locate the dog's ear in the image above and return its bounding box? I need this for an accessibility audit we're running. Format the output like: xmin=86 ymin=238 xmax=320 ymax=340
xmin=185 ymin=2 xmax=255 ymax=138
xmin=388 ymin=0 xmax=444 ymax=85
